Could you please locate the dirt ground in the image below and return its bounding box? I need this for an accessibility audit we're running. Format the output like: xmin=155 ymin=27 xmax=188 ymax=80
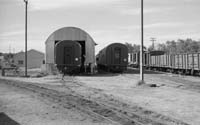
xmin=0 ymin=81 xmax=111 ymax=125
xmin=0 ymin=68 xmax=200 ymax=125
xmin=76 ymin=70 xmax=200 ymax=125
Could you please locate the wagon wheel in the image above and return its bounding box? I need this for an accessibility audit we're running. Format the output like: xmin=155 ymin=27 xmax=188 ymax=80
xmin=196 ymin=70 xmax=200 ymax=76
xmin=191 ymin=69 xmax=195 ymax=75
xmin=15 ymin=67 xmax=20 ymax=76
xmin=181 ymin=70 xmax=186 ymax=75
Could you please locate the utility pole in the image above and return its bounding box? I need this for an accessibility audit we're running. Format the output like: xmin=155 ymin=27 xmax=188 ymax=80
xmin=150 ymin=37 xmax=156 ymax=50
xmin=23 ymin=0 xmax=28 ymax=77
xmin=140 ymin=0 xmax=144 ymax=84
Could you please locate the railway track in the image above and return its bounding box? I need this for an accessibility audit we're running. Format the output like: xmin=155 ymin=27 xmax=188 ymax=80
xmin=61 ymin=77 xmax=190 ymax=125
xmin=123 ymin=69 xmax=200 ymax=93
xmin=1 ymin=78 xmax=189 ymax=125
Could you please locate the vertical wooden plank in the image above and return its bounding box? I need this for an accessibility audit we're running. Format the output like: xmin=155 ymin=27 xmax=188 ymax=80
xmin=178 ymin=54 xmax=179 ymax=69
xmin=173 ymin=54 xmax=174 ymax=68
xmin=170 ymin=55 xmax=172 ymax=68
xmin=159 ymin=55 xmax=161 ymax=67
xmin=182 ymin=54 xmax=183 ymax=69
xmin=187 ymin=54 xmax=189 ymax=70
xmin=156 ymin=56 xmax=158 ymax=67
xmin=184 ymin=54 xmax=186 ymax=70
xmin=192 ymin=53 xmax=194 ymax=70
xmin=131 ymin=53 xmax=133 ymax=62
xmin=198 ymin=53 xmax=200 ymax=70
xmin=166 ymin=54 xmax=168 ymax=67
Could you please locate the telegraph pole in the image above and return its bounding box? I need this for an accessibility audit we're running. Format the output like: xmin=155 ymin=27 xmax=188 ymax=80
xmin=140 ymin=0 xmax=144 ymax=83
xmin=150 ymin=37 xmax=156 ymax=50
xmin=24 ymin=0 xmax=28 ymax=77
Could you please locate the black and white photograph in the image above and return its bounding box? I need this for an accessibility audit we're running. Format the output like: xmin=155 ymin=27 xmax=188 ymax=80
xmin=0 ymin=0 xmax=200 ymax=124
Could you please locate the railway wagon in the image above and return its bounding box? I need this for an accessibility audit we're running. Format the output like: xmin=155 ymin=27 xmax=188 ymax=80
xmin=172 ymin=53 xmax=200 ymax=74
xmin=149 ymin=53 xmax=200 ymax=75
xmin=129 ymin=51 xmax=164 ymax=68
xmin=97 ymin=43 xmax=128 ymax=72
xmin=130 ymin=52 xmax=149 ymax=67
xmin=55 ymin=40 xmax=82 ymax=74
xmin=149 ymin=54 xmax=171 ymax=71
xmin=129 ymin=50 xmax=200 ymax=75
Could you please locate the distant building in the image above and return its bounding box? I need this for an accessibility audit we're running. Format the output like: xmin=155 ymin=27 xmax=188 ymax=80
xmin=13 ymin=49 xmax=44 ymax=69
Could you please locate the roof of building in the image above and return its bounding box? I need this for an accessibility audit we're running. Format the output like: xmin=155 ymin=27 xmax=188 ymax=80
xmin=45 ymin=26 xmax=97 ymax=45
xmin=14 ymin=49 xmax=44 ymax=56
xmin=28 ymin=49 xmax=44 ymax=55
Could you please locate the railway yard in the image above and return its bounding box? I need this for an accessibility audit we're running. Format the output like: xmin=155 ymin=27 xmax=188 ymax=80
xmin=0 ymin=68 xmax=200 ymax=125
xmin=1 ymin=0 xmax=200 ymax=125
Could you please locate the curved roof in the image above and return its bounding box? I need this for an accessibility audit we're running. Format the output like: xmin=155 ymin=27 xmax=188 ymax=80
xmin=45 ymin=26 xmax=97 ymax=45
xmin=107 ymin=43 xmax=126 ymax=47
xmin=55 ymin=40 xmax=81 ymax=48
xmin=100 ymin=43 xmax=127 ymax=53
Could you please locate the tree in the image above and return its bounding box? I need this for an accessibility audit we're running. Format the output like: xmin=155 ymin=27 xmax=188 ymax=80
xmin=125 ymin=42 xmax=134 ymax=53
xmin=157 ymin=43 xmax=167 ymax=52
xmin=125 ymin=42 xmax=146 ymax=53
xmin=132 ymin=44 xmax=141 ymax=52
xmin=165 ymin=40 xmax=177 ymax=54
xmin=148 ymin=45 xmax=154 ymax=51
xmin=152 ymin=39 xmax=200 ymax=54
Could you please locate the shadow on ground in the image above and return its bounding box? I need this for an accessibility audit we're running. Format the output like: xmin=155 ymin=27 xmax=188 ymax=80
xmin=0 ymin=112 xmax=20 ymax=125
xmin=124 ymin=68 xmax=165 ymax=75
xmin=66 ymin=68 xmax=164 ymax=77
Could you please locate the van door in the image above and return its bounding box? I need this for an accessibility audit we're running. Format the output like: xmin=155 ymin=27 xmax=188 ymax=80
xmin=114 ymin=48 xmax=121 ymax=64
xmin=64 ymin=47 xmax=73 ymax=65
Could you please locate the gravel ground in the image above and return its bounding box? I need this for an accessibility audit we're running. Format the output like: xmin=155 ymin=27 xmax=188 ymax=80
xmin=76 ymin=70 xmax=200 ymax=125
xmin=0 ymin=81 xmax=109 ymax=125
xmin=0 ymin=68 xmax=200 ymax=125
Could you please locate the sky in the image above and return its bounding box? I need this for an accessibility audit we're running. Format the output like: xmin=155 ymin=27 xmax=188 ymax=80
xmin=0 ymin=0 xmax=200 ymax=54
